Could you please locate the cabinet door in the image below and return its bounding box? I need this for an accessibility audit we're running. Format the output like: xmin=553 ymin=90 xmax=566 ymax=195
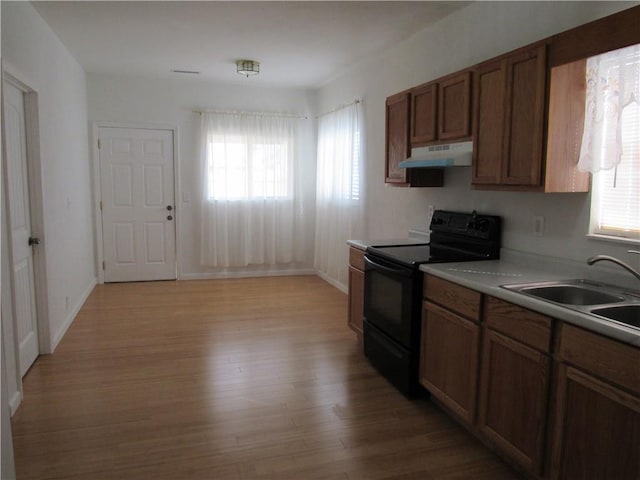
xmin=348 ymin=265 xmax=364 ymax=335
xmin=478 ymin=329 xmax=550 ymax=474
xmin=501 ymin=44 xmax=547 ymax=186
xmin=420 ymin=301 xmax=480 ymax=424
xmin=472 ymin=58 xmax=506 ymax=185
xmin=385 ymin=92 xmax=411 ymax=185
xmin=410 ymin=83 xmax=437 ymax=146
xmin=438 ymin=71 xmax=472 ymax=140
xmin=550 ymin=365 xmax=640 ymax=480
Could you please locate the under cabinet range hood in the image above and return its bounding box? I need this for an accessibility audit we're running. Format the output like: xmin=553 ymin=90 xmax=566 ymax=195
xmin=399 ymin=141 xmax=473 ymax=168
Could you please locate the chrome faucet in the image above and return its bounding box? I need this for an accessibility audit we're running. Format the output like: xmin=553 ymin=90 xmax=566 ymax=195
xmin=587 ymin=250 xmax=640 ymax=282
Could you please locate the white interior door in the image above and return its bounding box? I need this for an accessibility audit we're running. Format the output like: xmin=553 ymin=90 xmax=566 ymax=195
xmin=3 ymin=81 xmax=40 ymax=376
xmin=99 ymin=127 xmax=176 ymax=282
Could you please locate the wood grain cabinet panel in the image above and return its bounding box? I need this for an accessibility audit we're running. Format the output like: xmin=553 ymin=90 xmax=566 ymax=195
xmin=347 ymin=247 xmax=365 ymax=337
xmin=411 ymin=71 xmax=472 ymax=147
xmin=478 ymin=329 xmax=550 ymax=474
xmin=385 ymin=92 xmax=411 ymax=185
xmin=438 ymin=71 xmax=472 ymax=140
xmin=550 ymin=365 xmax=640 ymax=480
xmin=386 ymin=92 xmax=444 ymax=187
xmin=424 ymin=275 xmax=481 ymax=321
xmin=551 ymin=323 xmax=640 ymax=479
xmin=420 ymin=300 xmax=480 ymax=423
xmin=477 ymin=296 xmax=553 ymax=475
xmin=411 ymin=83 xmax=437 ymax=145
xmin=473 ymin=43 xmax=547 ymax=189
xmin=472 ymin=58 xmax=506 ymax=185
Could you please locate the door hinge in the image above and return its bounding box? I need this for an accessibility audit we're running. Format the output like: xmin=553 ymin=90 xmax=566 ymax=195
xmin=102 ymin=260 xmax=105 ymax=270
xmin=100 ymin=201 xmax=103 ymax=211
xmin=97 ymin=139 xmax=101 ymax=149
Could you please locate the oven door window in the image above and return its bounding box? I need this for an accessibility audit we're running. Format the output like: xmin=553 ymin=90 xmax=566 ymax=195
xmin=364 ymin=256 xmax=415 ymax=348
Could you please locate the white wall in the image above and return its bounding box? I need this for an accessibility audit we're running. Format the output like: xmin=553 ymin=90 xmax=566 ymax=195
xmin=86 ymin=74 xmax=317 ymax=278
xmin=1 ymin=3 xmax=96 ymax=349
xmin=317 ymin=1 xmax=637 ymax=264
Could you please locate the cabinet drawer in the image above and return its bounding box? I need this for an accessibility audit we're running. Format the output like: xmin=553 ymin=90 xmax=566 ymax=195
xmin=484 ymin=296 xmax=552 ymax=352
xmin=349 ymin=247 xmax=365 ymax=271
xmin=424 ymin=275 xmax=481 ymax=322
xmin=558 ymin=323 xmax=640 ymax=395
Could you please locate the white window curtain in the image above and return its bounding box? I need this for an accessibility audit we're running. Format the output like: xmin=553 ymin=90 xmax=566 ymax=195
xmin=314 ymin=102 xmax=364 ymax=287
xmin=199 ymin=112 xmax=305 ymax=267
xmin=579 ymin=44 xmax=640 ymax=239
xmin=578 ymin=43 xmax=640 ymax=173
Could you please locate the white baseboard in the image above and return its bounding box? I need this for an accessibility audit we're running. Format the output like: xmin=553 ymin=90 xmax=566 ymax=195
xmin=8 ymin=390 xmax=21 ymax=416
xmin=51 ymin=277 xmax=97 ymax=352
xmin=179 ymin=268 xmax=317 ymax=280
xmin=316 ymin=270 xmax=348 ymax=294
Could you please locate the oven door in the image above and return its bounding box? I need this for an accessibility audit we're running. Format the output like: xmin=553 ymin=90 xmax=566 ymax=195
xmin=363 ymin=253 xmax=421 ymax=349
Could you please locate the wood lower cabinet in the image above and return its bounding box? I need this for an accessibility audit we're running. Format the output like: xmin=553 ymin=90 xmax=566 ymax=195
xmin=478 ymin=297 xmax=552 ymax=475
xmin=420 ymin=274 xmax=640 ymax=480
xmin=347 ymin=247 xmax=365 ymax=337
xmin=551 ymin=365 xmax=640 ymax=479
xmin=420 ymin=277 xmax=482 ymax=424
xmin=420 ymin=301 xmax=480 ymax=423
xmin=550 ymin=323 xmax=640 ymax=480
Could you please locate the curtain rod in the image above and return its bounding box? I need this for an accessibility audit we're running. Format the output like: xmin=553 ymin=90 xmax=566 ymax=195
xmin=316 ymin=99 xmax=361 ymax=119
xmin=193 ymin=109 xmax=307 ymax=119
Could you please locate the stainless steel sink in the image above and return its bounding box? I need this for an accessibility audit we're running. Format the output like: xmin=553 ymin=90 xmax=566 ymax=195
xmin=502 ymin=279 xmax=640 ymax=330
xmin=591 ymin=305 xmax=640 ymax=329
xmin=502 ymin=280 xmax=628 ymax=306
xmin=516 ymin=284 xmax=624 ymax=306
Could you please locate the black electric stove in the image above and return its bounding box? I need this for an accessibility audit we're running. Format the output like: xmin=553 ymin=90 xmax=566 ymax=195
xmin=367 ymin=210 xmax=501 ymax=268
xmin=362 ymin=210 xmax=501 ymax=396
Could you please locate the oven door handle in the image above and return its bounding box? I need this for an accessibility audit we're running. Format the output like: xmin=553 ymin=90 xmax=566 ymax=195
xmin=364 ymin=255 xmax=413 ymax=278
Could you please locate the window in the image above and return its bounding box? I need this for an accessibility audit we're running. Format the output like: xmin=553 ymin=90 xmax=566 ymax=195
xmin=580 ymin=44 xmax=640 ymax=242
xmin=199 ymin=112 xmax=303 ymax=268
xmin=206 ymin=136 xmax=292 ymax=200
xmin=314 ymin=101 xmax=364 ymax=286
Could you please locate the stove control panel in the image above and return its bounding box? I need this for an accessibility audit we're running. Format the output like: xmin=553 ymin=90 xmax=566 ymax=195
xmin=430 ymin=210 xmax=501 ymax=241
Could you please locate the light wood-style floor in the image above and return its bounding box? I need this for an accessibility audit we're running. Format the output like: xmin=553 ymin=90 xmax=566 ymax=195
xmin=11 ymin=276 xmax=521 ymax=479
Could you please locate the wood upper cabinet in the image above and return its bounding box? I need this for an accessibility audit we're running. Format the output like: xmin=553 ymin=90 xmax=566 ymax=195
xmin=411 ymin=71 xmax=472 ymax=147
xmin=386 ymin=92 xmax=444 ymax=187
xmin=347 ymin=247 xmax=365 ymax=337
xmin=386 ymin=92 xmax=411 ymax=185
xmin=477 ymin=297 xmax=552 ymax=475
xmin=410 ymin=83 xmax=437 ymax=145
xmin=472 ymin=43 xmax=548 ymax=189
xmin=550 ymin=323 xmax=640 ymax=480
xmin=438 ymin=71 xmax=472 ymax=140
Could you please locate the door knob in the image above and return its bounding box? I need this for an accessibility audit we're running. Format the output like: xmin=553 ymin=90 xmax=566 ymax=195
xmin=166 ymin=205 xmax=173 ymax=211
xmin=28 ymin=237 xmax=41 ymax=246
xmin=167 ymin=215 xmax=173 ymax=221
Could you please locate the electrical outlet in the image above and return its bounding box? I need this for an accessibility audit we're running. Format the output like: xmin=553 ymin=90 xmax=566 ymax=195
xmin=533 ymin=216 xmax=545 ymax=237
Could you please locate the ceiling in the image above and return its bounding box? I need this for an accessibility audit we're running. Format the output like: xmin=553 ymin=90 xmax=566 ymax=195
xmin=32 ymin=1 xmax=469 ymax=89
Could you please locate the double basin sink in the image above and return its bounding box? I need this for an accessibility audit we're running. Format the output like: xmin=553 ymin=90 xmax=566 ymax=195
xmin=502 ymin=279 xmax=640 ymax=329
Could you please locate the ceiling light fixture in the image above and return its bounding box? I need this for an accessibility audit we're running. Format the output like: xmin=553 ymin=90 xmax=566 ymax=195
xmin=236 ymin=59 xmax=260 ymax=77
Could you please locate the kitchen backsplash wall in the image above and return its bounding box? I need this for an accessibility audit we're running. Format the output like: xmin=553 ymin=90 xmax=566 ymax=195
xmin=317 ymin=0 xmax=637 ymax=265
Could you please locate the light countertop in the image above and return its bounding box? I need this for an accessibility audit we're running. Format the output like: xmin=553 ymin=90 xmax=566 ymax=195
xmin=420 ymin=249 xmax=640 ymax=347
